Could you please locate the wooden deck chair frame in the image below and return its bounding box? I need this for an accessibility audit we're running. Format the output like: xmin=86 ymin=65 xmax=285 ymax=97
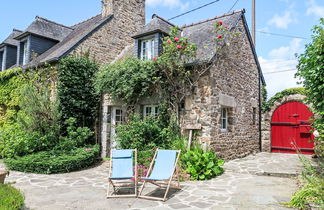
xmin=107 ymin=149 xmax=138 ymax=198
xmin=138 ymin=149 xmax=181 ymax=202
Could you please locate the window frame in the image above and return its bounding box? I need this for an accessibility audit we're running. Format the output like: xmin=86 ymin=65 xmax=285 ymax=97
xmin=140 ymin=37 xmax=155 ymax=60
xmin=221 ymin=107 xmax=228 ymax=132
xmin=143 ymin=105 xmax=159 ymax=117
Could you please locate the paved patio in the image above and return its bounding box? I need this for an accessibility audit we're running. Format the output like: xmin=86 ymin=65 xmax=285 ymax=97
xmin=0 ymin=152 xmax=308 ymax=210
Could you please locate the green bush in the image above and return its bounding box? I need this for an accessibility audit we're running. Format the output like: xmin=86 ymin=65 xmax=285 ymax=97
xmin=182 ymin=145 xmax=224 ymax=180
xmin=56 ymin=118 xmax=94 ymax=151
xmin=58 ymin=57 xmax=99 ymax=133
xmin=4 ymin=145 xmax=100 ymax=174
xmin=0 ymin=184 xmax=24 ymax=210
xmin=116 ymin=114 xmax=173 ymax=151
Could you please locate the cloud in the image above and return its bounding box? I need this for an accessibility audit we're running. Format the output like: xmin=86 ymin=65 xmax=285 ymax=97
xmin=260 ymin=38 xmax=304 ymax=97
xmin=267 ymin=6 xmax=297 ymax=29
xmin=146 ymin=0 xmax=190 ymax=11
xmin=306 ymin=0 xmax=324 ymax=18
xmin=259 ymin=57 xmax=302 ymax=98
xmin=269 ymin=38 xmax=303 ymax=59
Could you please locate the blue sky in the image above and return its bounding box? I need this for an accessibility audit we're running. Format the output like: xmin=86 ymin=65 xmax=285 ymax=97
xmin=1 ymin=0 xmax=323 ymax=97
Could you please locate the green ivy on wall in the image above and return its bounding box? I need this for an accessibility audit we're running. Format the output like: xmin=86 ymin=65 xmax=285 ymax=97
xmin=58 ymin=57 xmax=99 ymax=136
xmin=261 ymin=87 xmax=307 ymax=113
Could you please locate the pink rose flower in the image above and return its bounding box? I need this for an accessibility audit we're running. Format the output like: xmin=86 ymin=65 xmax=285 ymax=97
xmin=217 ymin=35 xmax=223 ymax=39
xmin=167 ymin=39 xmax=172 ymax=44
xmin=219 ymin=20 xmax=223 ymax=25
xmin=177 ymin=45 xmax=182 ymax=49
xmin=174 ymin=37 xmax=180 ymax=42
xmin=153 ymin=57 xmax=157 ymax=61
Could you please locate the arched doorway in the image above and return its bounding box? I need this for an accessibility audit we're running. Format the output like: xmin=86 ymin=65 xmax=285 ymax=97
xmin=271 ymin=101 xmax=314 ymax=154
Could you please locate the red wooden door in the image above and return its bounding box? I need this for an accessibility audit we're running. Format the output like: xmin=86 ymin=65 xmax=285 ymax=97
xmin=271 ymin=102 xmax=314 ymax=154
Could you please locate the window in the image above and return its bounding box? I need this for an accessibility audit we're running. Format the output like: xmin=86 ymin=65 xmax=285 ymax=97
xmin=140 ymin=38 xmax=155 ymax=60
xmin=22 ymin=41 xmax=28 ymax=65
xmin=221 ymin=107 xmax=228 ymax=131
xmin=252 ymin=107 xmax=256 ymax=125
xmin=143 ymin=105 xmax=159 ymax=117
xmin=0 ymin=50 xmax=4 ymax=71
xmin=115 ymin=109 xmax=123 ymax=125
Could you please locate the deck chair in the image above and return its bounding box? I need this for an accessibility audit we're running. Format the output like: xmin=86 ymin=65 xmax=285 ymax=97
xmin=138 ymin=149 xmax=181 ymax=201
xmin=107 ymin=149 xmax=137 ymax=198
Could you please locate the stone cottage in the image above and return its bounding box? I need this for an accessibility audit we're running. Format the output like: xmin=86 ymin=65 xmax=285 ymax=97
xmin=1 ymin=1 xmax=265 ymax=160
xmin=0 ymin=0 xmax=145 ymax=70
xmin=100 ymin=9 xmax=266 ymax=160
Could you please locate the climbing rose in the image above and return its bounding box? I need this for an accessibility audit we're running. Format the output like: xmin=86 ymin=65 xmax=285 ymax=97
xmin=217 ymin=35 xmax=222 ymax=39
xmin=219 ymin=20 xmax=223 ymax=25
xmin=167 ymin=39 xmax=172 ymax=44
xmin=225 ymin=25 xmax=229 ymax=29
xmin=153 ymin=57 xmax=157 ymax=61
xmin=177 ymin=45 xmax=182 ymax=49
xmin=174 ymin=37 xmax=179 ymax=42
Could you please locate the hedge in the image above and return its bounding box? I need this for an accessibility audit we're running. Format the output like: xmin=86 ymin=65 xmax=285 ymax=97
xmin=0 ymin=184 xmax=24 ymax=210
xmin=4 ymin=145 xmax=100 ymax=174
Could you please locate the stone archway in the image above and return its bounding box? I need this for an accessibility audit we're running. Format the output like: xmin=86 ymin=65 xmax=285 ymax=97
xmin=261 ymin=94 xmax=308 ymax=152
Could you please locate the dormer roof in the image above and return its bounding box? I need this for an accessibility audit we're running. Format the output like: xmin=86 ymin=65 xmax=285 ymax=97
xmin=132 ymin=14 xmax=176 ymax=38
xmin=0 ymin=29 xmax=22 ymax=48
xmin=14 ymin=16 xmax=73 ymax=41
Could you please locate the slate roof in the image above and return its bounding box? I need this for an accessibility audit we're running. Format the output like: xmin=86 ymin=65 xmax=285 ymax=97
xmin=0 ymin=29 xmax=22 ymax=48
xmin=14 ymin=16 xmax=73 ymax=41
xmin=132 ymin=14 xmax=176 ymax=38
xmin=26 ymin=14 xmax=113 ymax=67
xmin=181 ymin=10 xmax=242 ymax=62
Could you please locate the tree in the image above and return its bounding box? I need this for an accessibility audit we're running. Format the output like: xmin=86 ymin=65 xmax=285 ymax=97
xmin=296 ymin=18 xmax=324 ymax=160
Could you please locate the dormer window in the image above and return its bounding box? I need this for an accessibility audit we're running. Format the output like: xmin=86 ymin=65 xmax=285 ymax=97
xmin=140 ymin=38 xmax=155 ymax=60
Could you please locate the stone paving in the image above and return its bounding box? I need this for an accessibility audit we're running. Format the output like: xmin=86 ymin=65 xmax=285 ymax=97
xmin=0 ymin=152 xmax=308 ymax=210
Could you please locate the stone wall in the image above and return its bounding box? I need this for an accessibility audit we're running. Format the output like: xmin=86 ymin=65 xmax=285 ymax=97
xmin=261 ymin=94 xmax=306 ymax=152
xmin=71 ymin=0 xmax=145 ymax=65
xmin=181 ymin=19 xmax=260 ymax=160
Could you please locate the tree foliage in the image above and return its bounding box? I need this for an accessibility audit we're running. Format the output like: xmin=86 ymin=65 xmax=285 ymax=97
xmin=58 ymin=57 xmax=99 ymax=133
xmin=296 ymin=18 xmax=324 ymax=159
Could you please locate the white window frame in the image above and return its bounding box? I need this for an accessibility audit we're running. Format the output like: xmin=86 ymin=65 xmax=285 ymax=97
xmin=140 ymin=38 xmax=155 ymax=60
xmin=143 ymin=105 xmax=159 ymax=117
xmin=22 ymin=41 xmax=28 ymax=65
xmin=221 ymin=107 xmax=228 ymax=132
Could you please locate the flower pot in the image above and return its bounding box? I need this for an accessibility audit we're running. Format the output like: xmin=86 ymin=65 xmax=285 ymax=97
xmin=0 ymin=170 xmax=9 ymax=184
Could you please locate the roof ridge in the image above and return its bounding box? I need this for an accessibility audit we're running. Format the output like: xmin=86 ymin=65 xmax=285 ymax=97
xmin=70 ymin=14 xmax=101 ymax=28
xmin=35 ymin=16 xmax=73 ymax=29
xmin=13 ymin=28 xmax=23 ymax=32
xmin=152 ymin=14 xmax=176 ymax=27
xmin=181 ymin=9 xmax=244 ymax=29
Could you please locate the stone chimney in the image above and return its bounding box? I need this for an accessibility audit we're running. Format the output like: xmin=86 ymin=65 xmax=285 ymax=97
xmin=101 ymin=0 xmax=113 ymax=17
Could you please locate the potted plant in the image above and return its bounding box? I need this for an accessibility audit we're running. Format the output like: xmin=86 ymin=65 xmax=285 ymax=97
xmin=0 ymin=170 xmax=9 ymax=184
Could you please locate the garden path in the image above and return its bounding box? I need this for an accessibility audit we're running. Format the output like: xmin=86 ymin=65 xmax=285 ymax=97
xmin=0 ymin=152 xmax=307 ymax=210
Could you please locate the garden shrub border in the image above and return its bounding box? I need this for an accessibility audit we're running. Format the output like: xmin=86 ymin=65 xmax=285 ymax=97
xmin=4 ymin=145 xmax=100 ymax=174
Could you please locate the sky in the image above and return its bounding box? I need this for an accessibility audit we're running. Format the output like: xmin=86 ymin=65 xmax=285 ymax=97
xmin=0 ymin=0 xmax=323 ymax=98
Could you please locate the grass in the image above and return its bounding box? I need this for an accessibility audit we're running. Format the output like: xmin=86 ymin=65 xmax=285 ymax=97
xmin=0 ymin=184 xmax=24 ymax=210
xmin=287 ymin=155 xmax=324 ymax=209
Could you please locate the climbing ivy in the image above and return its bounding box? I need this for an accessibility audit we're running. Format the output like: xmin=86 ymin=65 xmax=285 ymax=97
xmin=95 ymin=57 xmax=156 ymax=109
xmin=261 ymin=87 xmax=307 ymax=113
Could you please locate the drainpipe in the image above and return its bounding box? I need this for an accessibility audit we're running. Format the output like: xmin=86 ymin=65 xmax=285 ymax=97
xmin=258 ymin=67 xmax=262 ymax=152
